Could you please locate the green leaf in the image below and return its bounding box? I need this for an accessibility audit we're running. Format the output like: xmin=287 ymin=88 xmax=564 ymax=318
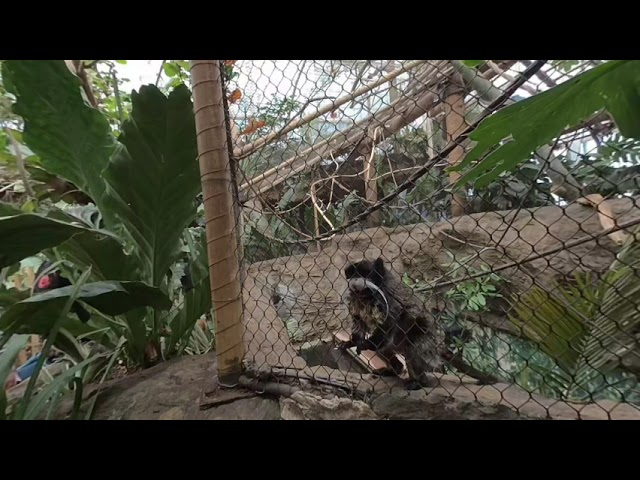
xmin=163 ymin=63 xmax=180 ymax=77
xmin=100 ymin=84 xmax=200 ymax=287
xmin=0 ymin=201 xmax=22 ymax=216
xmin=0 ymin=287 xmax=29 ymax=309
xmin=0 ymin=334 xmax=29 ymax=419
xmin=42 ymin=205 xmax=138 ymax=282
xmin=115 ymin=60 xmax=128 ymax=65
xmin=462 ymin=60 xmax=485 ymax=68
xmin=0 ymin=281 xmax=172 ymax=335
xmin=165 ymin=229 xmax=212 ymax=356
xmin=0 ymin=213 xmax=101 ymax=268
xmin=54 ymin=229 xmax=138 ymax=282
xmin=22 ymin=354 xmax=100 ymax=420
xmin=2 ymin=60 xmax=116 ymax=201
xmin=451 ymin=60 xmax=640 ymax=189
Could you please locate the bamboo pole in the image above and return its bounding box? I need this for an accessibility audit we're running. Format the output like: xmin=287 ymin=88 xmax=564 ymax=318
xmin=190 ymin=60 xmax=245 ymax=386
xmin=443 ymin=74 xmax=468 ymax=217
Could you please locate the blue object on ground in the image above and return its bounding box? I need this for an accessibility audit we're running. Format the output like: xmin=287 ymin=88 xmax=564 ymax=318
xmin=16 ymin=353 xmax=49 ymax=381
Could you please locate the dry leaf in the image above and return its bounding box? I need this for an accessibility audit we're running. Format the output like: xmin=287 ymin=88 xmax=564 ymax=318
xmin=228 ymin=89 xmax=242 ymax=104
xmin=241 ymin=118 xmax=266 ymax=136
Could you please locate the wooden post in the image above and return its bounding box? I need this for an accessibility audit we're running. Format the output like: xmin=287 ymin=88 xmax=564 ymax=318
xmin=190 ymin=60 xmax=245 ymax=386
xmin=444 ymin=74 xmax=468 ymax=218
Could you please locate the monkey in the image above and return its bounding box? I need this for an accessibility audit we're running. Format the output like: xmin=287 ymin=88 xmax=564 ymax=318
xmin=340 ymin=257 xmax=446 ymax=389
xmin=340 ymin=257 xmax=498 ymax=390
xmin=33 ymin=261 xmax=91 ymax=323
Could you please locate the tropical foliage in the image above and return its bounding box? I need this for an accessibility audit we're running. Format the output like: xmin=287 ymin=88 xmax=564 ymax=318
xmin=2 ymin=59 xmax=640 ymax=418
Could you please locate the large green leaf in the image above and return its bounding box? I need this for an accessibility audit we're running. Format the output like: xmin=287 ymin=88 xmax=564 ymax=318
xmin=165 ymin=228 xmax=212 ymax=356
xmin=0 ymin=334 xmax=29 ymax=419
xmin=0 ymin=281 xmax=172 ymax=334
xmin=2 ymin=60 xmax=116 ymax=201
xmin=451 ymin=60 xmax=640 ymax=188
xmin=38 ymin=205 xmax=138 ymax=282
xmin=0 ymin=286 xmax=29 ymax=309
xmin=0 ymin=214 xmax=101 ymax=268
xmin=100 ymin=84 xmax=200 ymax=287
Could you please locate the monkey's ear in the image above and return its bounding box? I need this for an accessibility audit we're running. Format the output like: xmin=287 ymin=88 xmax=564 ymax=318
xmin=344 ymin=263 xmax=356 ymax=279
xmin=373 ymin=257 xmax=386 ymax=282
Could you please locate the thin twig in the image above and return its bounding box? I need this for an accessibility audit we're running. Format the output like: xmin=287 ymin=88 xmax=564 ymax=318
xmin=348 ymin=61 xmax=371 ymax=108
xmin=290 ymin=60 xmax=307 ymax=100
xmin=4 ymin=127 xmax=35 ymax=197
xmin=155 ymin=60 xmax=166 ymax=87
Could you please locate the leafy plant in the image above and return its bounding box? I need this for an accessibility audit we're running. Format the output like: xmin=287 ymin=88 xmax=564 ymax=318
xmin=1 ymin=268 xmax=106 ymax=420
xmin=563 ymin=133 xmax=640 ymax=197
xmin=508 ymin=227 xmax=640 ymax=400
xmin=451 ymin=60 xmax=640 ymax=189
xmin=1 ymin=60 xmax=213 ymax=370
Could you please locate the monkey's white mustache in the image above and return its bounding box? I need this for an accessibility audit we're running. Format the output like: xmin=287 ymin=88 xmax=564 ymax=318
xmin=347 ymin=277 xmax=390 ymax=320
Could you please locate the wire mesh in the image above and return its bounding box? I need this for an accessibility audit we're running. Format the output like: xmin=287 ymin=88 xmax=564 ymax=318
xmin=218 ymin=60 xmax=640 ymax=420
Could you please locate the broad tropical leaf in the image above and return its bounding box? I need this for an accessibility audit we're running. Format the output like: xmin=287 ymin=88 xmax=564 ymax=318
xmin=53 ymin=230 xmax=138 ymax=282
xmin=100 ymin=84 xmax=201 ymax=287
xmin=0 ymin=281 xmax=172 ymax=334
xmin=0 ymin=334 xmax=29 ymax=419
xmin=2 ymin=60 xmax=116 ymax=202
xmin=0 ymin=214 xmax=108 ymax=268
xmin=451 ymin=60 xmax=640 ymax=188
xmin=36 ymin=205 xmax=138 ymax=282
xmin=165 ymin=228 xmax=212 ymax=356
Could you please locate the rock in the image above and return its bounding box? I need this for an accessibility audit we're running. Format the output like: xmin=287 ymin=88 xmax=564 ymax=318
xmin=50 ymin=353 xmax=280 ymax=420
xmin=280 ymin=391 xmax=378 ymax=420
xmin=201 ymin=397 xmax=281 ymax=420
xmin=243 ymin=196 xmax=640 ymax=349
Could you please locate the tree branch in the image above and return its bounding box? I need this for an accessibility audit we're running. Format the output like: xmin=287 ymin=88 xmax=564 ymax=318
xmin=292 ymin=61 xmax=548 ymax=243
xmin=235 ymin=60 xmax=429 ymax=160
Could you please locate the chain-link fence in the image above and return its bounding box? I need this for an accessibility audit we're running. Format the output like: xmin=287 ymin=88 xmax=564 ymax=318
xmin=212 ymin=60 xmax=640 ymax=419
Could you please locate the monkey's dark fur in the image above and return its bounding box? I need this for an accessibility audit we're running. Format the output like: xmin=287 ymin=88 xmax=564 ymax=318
xmin=341 ymin=257 xmax=497 ymax=390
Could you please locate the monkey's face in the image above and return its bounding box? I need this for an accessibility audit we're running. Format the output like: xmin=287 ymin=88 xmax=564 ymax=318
xmin=344 ymin=257 xmax=389 ymax=302
xmin=344 ymin=257 xmax=386 ymax=288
